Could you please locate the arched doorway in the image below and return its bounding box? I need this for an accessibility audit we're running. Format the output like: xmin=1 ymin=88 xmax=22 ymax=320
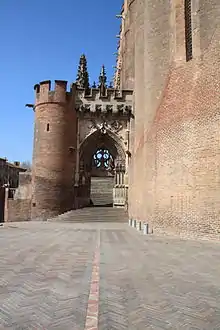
xmin=79 ymin=127 xmax=126 ymax=207
xmin=90 ymin=148 xmax=114 ymax=206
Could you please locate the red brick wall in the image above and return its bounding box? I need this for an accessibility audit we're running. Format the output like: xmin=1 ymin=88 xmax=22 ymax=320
xmin=126 ymin=0 xmax=220 ymax=239
xmin=31 ymin=81 xmax=77 ymax=220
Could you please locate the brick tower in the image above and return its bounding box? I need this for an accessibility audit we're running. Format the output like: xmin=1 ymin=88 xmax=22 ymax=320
xmin=31 ymin=80 xmax=77 ymax=220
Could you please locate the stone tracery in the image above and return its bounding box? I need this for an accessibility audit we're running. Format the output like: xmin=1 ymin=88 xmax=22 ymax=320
xmin=93 ymin=148 xmax=114 ymax=171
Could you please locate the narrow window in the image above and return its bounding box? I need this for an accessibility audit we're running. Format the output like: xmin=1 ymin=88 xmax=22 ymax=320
xmin=69 ymin=146 xmax=75 ymax=154
xmin=185 ymin=0 xmax=193 ymax=61
xmin=46 ymin=123 xmax=50 ymax=132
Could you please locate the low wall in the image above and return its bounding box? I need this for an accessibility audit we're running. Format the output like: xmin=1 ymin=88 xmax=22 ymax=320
xmin=6 ymin=199 xmax=31 ymax=222
xmin=5 ymin=172 xmax=32 ymax=222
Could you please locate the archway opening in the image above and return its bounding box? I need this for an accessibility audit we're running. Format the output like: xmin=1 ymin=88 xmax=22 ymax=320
xmin=79 ymin=128 xmax=125 ymax=207
xmin=90 ymin=147 xmax=115 ymax=206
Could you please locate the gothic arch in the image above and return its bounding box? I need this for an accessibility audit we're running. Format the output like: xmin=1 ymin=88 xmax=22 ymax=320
xmin=79 ymin=127 xmax=126 ymax=170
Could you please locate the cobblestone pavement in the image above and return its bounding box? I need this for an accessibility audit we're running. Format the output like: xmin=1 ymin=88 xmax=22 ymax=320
xmin=0 ymin=222 xmax=220 ymax=329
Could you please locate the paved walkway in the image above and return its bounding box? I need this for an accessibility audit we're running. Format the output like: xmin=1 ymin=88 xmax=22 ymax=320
xmin=0 ymin=222 xmax=220 ymax=329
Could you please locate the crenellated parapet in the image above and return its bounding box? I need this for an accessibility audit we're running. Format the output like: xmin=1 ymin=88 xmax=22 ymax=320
xmin=32 ymin=80 xmax=133 ymax=116
xmin=75 ymin=87 xmax=133 ymax=116
xmin=33 ymin=80 xmax=76 ymax=108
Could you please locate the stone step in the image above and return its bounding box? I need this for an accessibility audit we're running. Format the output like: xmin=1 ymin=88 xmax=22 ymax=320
xmin=49 ymin=207 xmax=128 ymax=223
xmin=91 ymin=177 xmax=114 ymax=206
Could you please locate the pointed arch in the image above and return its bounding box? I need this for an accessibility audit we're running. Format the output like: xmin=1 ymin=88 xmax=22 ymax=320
xmin=79 ymin=128 xmax=126 ymax=169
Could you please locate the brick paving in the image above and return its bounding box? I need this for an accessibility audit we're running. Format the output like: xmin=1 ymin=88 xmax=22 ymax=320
xmin=0 ymin=221 xmax=220 ymax=329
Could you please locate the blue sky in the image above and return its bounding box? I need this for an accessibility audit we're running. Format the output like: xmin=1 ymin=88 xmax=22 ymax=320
xmin=0 ymin=0 xmax=122 ymax=162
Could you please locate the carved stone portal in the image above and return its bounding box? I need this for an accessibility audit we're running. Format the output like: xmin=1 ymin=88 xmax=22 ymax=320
xmin=75 ymin=87 xmax=132 ymax=208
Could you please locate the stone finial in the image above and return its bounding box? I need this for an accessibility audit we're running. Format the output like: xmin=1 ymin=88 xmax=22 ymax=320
xmin=76 ymin=54 xmax=90 ymax=91
xmin=98 ymin=65 xmax=107 ymax=97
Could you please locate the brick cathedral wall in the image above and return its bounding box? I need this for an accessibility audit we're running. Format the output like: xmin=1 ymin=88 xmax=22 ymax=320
xmin=121 ymin=0 xmax=136 ymax=90
xmin=154 ymin=32 xmax=220 ymax=239
xmin=125 ymin=0 xmax=220 ymax=239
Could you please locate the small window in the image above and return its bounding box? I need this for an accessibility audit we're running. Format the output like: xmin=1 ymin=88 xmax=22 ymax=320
xmin=46 ymin=123 xmax=50 ymax=132
xmin=32 ymin=202 xmax=36 ymax=207
xmin=69 ymin=147 xmax=75 ymax=154
xmin=185 ymin=0 xmax=193 ymax=61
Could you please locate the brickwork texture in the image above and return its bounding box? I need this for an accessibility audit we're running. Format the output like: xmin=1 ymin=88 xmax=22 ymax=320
xmin=123 ymin=0 xmax=220 ymax=239
xmin=31 ymin=81 xmax=77 ymax=220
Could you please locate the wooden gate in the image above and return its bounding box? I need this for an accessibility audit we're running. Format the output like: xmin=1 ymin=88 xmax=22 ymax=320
xmin=0 ymin=187 xmax=5 ymax=222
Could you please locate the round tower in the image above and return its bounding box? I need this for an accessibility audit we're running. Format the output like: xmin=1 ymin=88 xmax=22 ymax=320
xmin=31 ymin=80 xmax=77 ymax=220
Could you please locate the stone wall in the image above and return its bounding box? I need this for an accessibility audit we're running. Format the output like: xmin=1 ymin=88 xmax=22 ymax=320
xmin=7 ymin=200 xmax=31 ymax=222
xmin=14 ymin=172 xmax=32 ymax=200
xmin=125 ymin=0 xmax=220 ymax=239
xmin=5 ymin=172 xmax=32 ymax=222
